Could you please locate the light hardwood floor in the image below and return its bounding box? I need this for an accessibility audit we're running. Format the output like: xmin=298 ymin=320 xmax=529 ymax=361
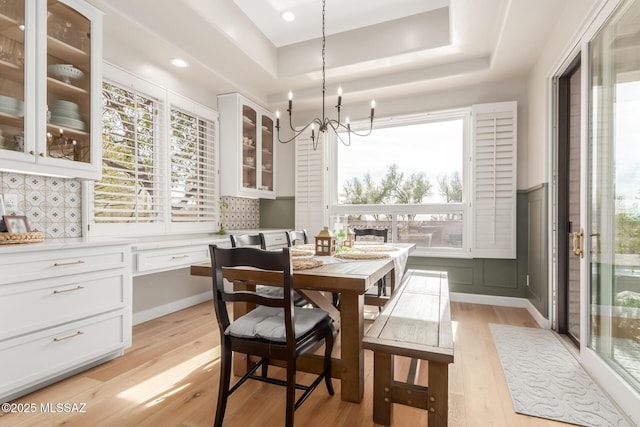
xmin=1 ymin=302 xmax=578 ymax=427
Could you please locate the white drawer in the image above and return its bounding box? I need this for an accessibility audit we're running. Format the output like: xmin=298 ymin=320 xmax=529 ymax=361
xmin=0 ymin=312 xmax=128 ymax=399
xmin=0 ymin=270 xmax=129 ymax=340
xmin=135 ymin=246 xmax=210 ymax=275
xmin=0 ymin=246 xmax=129 ymax=285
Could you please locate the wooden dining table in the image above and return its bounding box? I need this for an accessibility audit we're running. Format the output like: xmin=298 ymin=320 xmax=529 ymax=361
xmin=190 ymin=242 xmax=415 ymax=403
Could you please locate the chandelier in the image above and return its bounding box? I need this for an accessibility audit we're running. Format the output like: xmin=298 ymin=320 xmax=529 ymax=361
xmin=275 ymin=0 xmax=375 ymax=149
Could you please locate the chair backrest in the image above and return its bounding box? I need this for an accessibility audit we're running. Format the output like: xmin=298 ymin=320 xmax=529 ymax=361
xmin=286 ymin=229 xmax=308 ymax=247
xmin=209 ymin=245 xmax=294 ymax=338
xmin=354 ymin=228 xmax=388 ymax=242
xmin=230 ymin=233 xmax=266 ymax=249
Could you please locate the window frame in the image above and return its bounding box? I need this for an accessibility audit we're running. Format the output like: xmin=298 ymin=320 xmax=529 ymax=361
xmin=84 ymin=63 xmax=219 ymax=238
xmin=327 ymin=107 xmax=472 ymax=257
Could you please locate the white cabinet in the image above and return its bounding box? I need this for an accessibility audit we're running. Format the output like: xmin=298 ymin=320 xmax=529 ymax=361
xmin=0 ymin=0 xmax=103 ymax=179
xmin=0 ymin=241 xmax=131 ymax=401
xmin=131 ymin=235 xmax=230 ymax=276
xmin=218 ymin=93 xmax=276 ymax=199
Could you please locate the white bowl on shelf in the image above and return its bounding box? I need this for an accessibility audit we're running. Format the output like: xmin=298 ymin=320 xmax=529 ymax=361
xmin=48 ymin=64 xmax=84 ymax=84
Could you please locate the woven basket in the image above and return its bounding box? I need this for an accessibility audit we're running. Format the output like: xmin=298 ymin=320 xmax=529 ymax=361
xmin=0 ymin=231 xmax=45 ymax=245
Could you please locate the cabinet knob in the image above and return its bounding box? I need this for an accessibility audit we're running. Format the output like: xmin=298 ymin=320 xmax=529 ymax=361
xmin=39 ymin=152 xmax=45 ymax=157
xmin=30 ymin=150 xmax=35 ymax=155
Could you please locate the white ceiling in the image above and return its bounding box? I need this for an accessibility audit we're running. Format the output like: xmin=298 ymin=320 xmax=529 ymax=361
xmin=232 ymin=0 xmax=450 ymax=47
xmin=88 ymin=0 xmax=566 ymax=116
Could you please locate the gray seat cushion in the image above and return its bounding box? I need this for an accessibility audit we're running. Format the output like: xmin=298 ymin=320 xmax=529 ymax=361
xmin=256 ymin=285 xmax=307 ymax=306
xmin=226 ymin=306 xmax=329 ymax=342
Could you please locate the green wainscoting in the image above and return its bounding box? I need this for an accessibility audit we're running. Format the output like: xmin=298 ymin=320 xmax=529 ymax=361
xmin=524 ymin=184 xmax=548 ymax=317
xmin=406 ymin=257 xmax=523 ymax=297
xmin=406 ymin=185 xmax=548 ymax=309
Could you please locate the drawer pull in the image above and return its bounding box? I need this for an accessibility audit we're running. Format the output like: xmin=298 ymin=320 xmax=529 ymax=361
xmin=53 ymin=260 xmax=86 ymax=267
xmin=171 ymin=255 xmax=189 ymax=260
xmin=53 ymin=285 xmax=85 ymax=294
xmin=53 ymin=331 xmax=84 ymax=342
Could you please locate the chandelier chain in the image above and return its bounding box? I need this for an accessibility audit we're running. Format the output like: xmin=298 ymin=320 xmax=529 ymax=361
xmin=322 ymin=0 xmax=326 ymax=122
xmin=275 ymin=0 xmax=375 ymax=148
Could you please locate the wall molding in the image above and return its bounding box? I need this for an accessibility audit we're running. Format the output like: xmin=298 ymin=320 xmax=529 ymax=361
xmin=451 ymin=292 xmax=550 ymax=328
xmin=132 ymin=292 xmax=212 ymax=325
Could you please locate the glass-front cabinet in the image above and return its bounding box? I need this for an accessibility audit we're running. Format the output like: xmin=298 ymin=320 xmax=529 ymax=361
xmin=0 ymin=0 xmax=102 ymax=179
xmin=218 ymin=93 xmax=276 ymax=199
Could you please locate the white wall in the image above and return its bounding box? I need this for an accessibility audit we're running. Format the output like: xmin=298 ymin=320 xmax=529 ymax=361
xmin=526 ymin=0 xmax=604 ymax=187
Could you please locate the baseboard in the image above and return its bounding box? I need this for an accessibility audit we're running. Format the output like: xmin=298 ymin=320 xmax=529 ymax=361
xmin=450 ymin=292 xmax=550 ymax=328
xmin=132 ymin=292 xmax=212 ymax=325
xmin=526 ymin=300 xmax=551 ymax=329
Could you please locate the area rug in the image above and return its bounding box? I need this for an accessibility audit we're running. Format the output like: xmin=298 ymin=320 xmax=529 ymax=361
xmin=489 ymin=324 xmax=628 ymax=427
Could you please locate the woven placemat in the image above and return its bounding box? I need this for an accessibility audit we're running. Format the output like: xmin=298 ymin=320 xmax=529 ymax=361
xmin=292 ymin=258 xmax=323 ymax=270
xmin=294 ymin=243 xmax=315 ymax=251
xmin=333 ymin=251 xmax=390 ymax=260
xmin=352 ymin=240 xmax=384 ymax=245
xmin=354 ymin=245 xmax=399 ymax=252
xmin=290 ymin=248 xmax=314 ymax=257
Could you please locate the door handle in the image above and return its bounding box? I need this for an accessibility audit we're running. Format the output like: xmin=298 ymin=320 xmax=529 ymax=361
xmin=572 ymin=228 xmax=584 ymax=258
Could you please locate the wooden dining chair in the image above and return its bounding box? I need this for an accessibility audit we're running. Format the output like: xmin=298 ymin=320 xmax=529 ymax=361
xmin=354 ymin=227 xmax=388 ymax=243
xmin=285 ymin=229 xmax=308 ymax=246
xmin=230 ymin=233 xmax=266 ymax=249
xmin=286 ymin=229 xmax=340 ymax=307
xmin=209 ymin=245 xmax=335 ymax=427
xmin=354 ymin=228 xmax=389 ymax=309
xmin=231 ymin=233 xmax=307 ymax=306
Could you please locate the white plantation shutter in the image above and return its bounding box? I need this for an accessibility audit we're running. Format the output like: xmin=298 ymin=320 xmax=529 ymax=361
xmin=169 ymin=105 xmax=217 ymax=224
xmin=295 ymin=128 xmax=327 ymax=235
xmin=89 ymin=65 xmax=220 ymax=237
xmin=93 ymin=80 xmax=165 ymax=226
xmin=472 ymin=101 xmax=517 ymax=258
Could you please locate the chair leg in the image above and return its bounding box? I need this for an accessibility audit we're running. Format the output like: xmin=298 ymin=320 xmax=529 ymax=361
xmin=324 ymin=326 xmax=335 ymax=395
xmin=285 ymin=357 xmax=296 ymax=427
xmin=215 ymin=340 xmax=232 ymax=427
xmin=332 ymin=292 xmax=340 ymax=308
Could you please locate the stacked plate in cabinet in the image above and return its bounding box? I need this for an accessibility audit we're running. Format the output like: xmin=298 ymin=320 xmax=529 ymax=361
xmin=0 ymin=95 xmax=24 ymax=116
xmin=49 ymin=100 xmax=85 ymax=131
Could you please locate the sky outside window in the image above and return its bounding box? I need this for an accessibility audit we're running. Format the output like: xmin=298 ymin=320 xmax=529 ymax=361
xmin=337 ymin=119 xmax=463 ymax=203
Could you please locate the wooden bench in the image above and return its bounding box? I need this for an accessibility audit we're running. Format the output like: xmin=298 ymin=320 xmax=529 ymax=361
xmin=363 ymin=269 xmax=454 ymax=426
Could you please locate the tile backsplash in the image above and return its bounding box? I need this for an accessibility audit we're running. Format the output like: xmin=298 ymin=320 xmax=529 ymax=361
xmin=0 ymin=172 xmax=82 ymax=238
xmin=220 ymin=196 xmax=260 ymax=230
xmin=1 ymin=172 xmax=261 ymax=239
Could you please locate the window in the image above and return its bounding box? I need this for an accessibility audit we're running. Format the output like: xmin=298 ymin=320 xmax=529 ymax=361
xmin=331 ymin=109 xmax=469 ymax=256
xmin=87 ymin=64 xmax=219 ymax=237
xmin=295 ymin=102 xmax=517 ymax=258
xmin=169 ymin=96 xmax=217 ymax=226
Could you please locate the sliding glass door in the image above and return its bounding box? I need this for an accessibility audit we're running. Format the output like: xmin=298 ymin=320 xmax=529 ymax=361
xmin=589 ymin=0 xmax=640 ymax=391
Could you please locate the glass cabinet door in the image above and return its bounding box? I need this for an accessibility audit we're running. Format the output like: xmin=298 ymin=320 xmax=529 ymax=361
xmin=261 ymin=115 xmax=273 ymax=192
xmin=0 ymin=0 xmax=26 ymax=155
xmin=242 ymin=104 xmax=257 ymax=189
xmin=45 ymin=0 xmax=91 ymax=163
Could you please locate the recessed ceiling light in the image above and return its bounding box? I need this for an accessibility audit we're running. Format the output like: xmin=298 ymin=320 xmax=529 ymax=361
xmin=170 ymin=58 xmax=189 ymax=68
xmin=281 ymin=11 xmax=295 ymax=22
